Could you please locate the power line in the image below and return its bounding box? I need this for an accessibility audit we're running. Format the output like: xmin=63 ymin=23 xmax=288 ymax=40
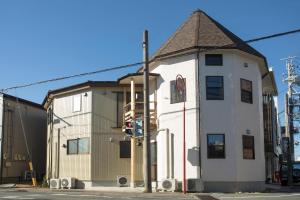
xmin=1 ymin=28 xmax=300 ymax=92
xmin=0 ymin=61 xmax=144 ymax=92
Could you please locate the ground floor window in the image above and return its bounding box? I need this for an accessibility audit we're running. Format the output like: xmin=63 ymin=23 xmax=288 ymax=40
xmin=207 ymin=134 xmax=225 ymax=158
xmin=243 ymin=135 xmax=255 ymax=159
xmin=120 ymin=141 xmax=131 ymax=158
xmin=67 ymin=137 xmax=90 ymax=155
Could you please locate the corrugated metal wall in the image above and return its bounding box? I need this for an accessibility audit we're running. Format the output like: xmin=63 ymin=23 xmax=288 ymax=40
xmin=1 ymin=97 xmax=46 ymax=181
xmin=91 ymin=88 xmax=143 ymax=182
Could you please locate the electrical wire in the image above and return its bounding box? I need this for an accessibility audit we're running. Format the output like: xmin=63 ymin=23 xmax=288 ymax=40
xmin=1 ymin=28 xmax=300 ymax=92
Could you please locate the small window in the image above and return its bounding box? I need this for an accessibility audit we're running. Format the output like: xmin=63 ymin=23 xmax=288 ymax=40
xmin=67 ymin=138 xmax=90 ymax=155
xmin=120 ymin=141 xmax=131 ymax=158
xmin=241 ymin=79 xmax=253 ymax=104
xmin=67 ymin=139 xmax=78 ymax=155
xmin=170 ymin=80 xmax=186 ymax=104
xmin=243 ymin=135 xmax=255 ymax=159
xmin=207 ymin=134 xmax=225 ymax=158
xmin=73 ymin=94 xmax=81 ymax=112
xmin=205 ymin=54 xmax=223 ymax=66
xmin=206 ymin=76 xmax=224 ymax=100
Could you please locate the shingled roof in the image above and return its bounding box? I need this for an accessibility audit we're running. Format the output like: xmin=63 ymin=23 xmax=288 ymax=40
xmin=152 ymin=9 xmax=266 ymax=63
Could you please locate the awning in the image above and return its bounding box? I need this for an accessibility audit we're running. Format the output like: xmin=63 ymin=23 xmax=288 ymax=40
xmin=117 ymin=72 xmax=160 ymax=85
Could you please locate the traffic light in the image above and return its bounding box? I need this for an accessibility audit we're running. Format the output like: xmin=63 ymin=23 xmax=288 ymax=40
xmin=123 ymin=120 xmax=134 ymax=136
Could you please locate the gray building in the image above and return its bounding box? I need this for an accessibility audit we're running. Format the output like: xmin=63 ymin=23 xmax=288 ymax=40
xmin=0 ymin=93 xmax=47 ymax=183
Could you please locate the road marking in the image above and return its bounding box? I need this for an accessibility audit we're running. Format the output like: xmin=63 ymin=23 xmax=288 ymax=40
xmin=1 ymin=197 xmax=34 ymax=200
xmin=219 ymin=193 xmax=300 ymax=199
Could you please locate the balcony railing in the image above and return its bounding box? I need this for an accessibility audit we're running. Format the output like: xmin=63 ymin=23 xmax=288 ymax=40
xmin=123 ymin=101 xmax=157 ymax=131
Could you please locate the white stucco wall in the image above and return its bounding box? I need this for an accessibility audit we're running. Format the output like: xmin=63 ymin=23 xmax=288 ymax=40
xmin=150 ymin=54 xmax=200 ymax=182
xmin=151 ymin=50 xmax=265 ymax=185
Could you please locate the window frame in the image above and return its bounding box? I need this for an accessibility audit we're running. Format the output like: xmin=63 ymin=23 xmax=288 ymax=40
xmin=242 ymin=135 xmax=255 ymax=160
xmin=240 ymin=79 xmax=253 ymax=104
xmin=206 ymin=76 xmax=224 ymax=100
xmin=67 ymin=137 xmax=90 ymax=155
xmin=170 ymin=79 xmax=186 ymax=104
xmin=72 ymin=94 xmax=82 ymax=112
xmin=207 ymin=134 xmax=225 ymax=159
xmin=119 ymin=141 xmax=131 ymax=158
xmin=205 ymin=54 xmax=223 ymax=66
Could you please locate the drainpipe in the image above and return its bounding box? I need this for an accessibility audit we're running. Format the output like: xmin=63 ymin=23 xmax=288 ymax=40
xmin=196 ymin=51 xmax=202 ymax=178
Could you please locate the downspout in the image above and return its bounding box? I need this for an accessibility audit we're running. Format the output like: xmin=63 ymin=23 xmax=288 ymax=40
xmin=196 ymin=51 xmax=202 ymax=178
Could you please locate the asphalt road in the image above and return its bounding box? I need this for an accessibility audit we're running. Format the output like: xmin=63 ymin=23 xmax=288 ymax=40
xmin=0 ymin=189 xmax=197 ymax=200
xmin=208 ymin=193 xmax=300 ymax=200
xmin=0 ymin=189 xmax=300 ymax=200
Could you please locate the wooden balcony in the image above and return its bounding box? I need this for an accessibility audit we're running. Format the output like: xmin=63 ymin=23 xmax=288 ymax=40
xmin=123 ymin=101 xmax=157 ymax=131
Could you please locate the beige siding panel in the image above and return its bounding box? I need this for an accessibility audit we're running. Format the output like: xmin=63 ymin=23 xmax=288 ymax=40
xmin=91 ymin=88 xmax=143 ymax=181
xmin=48 ymin=90 xmax=92 ymax=180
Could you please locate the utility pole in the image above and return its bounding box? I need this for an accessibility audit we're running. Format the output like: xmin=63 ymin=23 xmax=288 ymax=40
xmin=282 ymin=56 xmax=298 ymax=186
xmin=143 ymin=30 xmax=152 ymax=193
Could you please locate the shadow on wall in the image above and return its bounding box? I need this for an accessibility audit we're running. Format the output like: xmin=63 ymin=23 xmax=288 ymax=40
xmin=187 ymin=147 xmax=200 ymax=166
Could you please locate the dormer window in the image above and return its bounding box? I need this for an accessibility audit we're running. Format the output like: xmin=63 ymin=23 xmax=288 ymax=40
xmin=205 ymin=54 xmax=223 ymax=66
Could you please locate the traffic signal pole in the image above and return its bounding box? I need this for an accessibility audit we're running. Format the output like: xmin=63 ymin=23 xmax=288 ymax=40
xmin=143 ymin=30 xmax=152 ymax=193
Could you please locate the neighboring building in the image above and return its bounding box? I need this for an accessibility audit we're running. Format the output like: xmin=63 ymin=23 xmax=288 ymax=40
xmin=43 ymin=81 xmax=146 ymax=188
xmin=262 ymin=69 xmax=281 ymax=183
xmin=0 ymin=93 xmax=47 ymax=183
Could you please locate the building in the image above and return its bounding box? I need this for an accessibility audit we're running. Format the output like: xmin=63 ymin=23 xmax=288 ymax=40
xmin=121 ymin=10 xmax=277 ymax=192
xmin=43 ymin=81 xmax=147 ymax=188
xmin=44 ymin=10 xmax=277 ymax=192
xmin=262 ymin=71 xmax=282 ymax=183
xmin=0 ymin=93 xmax=47 ymax=183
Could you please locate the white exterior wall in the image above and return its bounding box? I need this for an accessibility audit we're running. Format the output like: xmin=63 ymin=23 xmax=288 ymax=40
xmin=150 ymin=54 xmax=200 ymax=182
xmin=151 ymin=50 xmax=265 ymax=191
xmin=48 ymin=90 xmax=92 ymax=181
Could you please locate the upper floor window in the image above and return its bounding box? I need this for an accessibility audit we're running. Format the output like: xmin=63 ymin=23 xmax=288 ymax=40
xmin=205 ymin=54 xmax=223 ymax=66
xmin=67 ymin=137 xmax=90 ymax=155
xmin=116 ymin=92 xmax=124 ymax=128
xmin=207 ymin=134 xmax=225 ymax=159
xmin=170 ymin=80 xmax=186 ymax=104
xmin=243 ymin=135 xmax=255 ymax=159
xmin=206 ymin=76 xmax=224 ymax=100
xmin=241 ymin=79 xmax=253 ymax=104
xmin=72 ymin=94 xmax=82 ymax=112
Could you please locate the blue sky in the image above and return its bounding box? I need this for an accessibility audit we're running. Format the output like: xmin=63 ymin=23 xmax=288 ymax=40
xmin=1 ymin=0 xmax=300 ymax=153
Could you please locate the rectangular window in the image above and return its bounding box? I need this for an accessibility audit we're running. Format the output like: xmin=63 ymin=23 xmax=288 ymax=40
xmin=205 ymin=54 xmax=223 ymax=66
xmin=73 ymin=94 xmax=81 ymax=112
xmin=120 ymin=141 xmax=131 ymax=158
xmin=243 ymin=135 xmax=255 ymax=159
xmin=67 ymin=138 xmax=90 ymax=155
xmin=206 ymin=76 xmax=224 ymax=100
xmin=170 ymin=79 xmax=186 ymax=104
xmin=241 ymin=79 xmax=253 ymax=104
xmin=207 ymin=134 xmax=225 ymax=158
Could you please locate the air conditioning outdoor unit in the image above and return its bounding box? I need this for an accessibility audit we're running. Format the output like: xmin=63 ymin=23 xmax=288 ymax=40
xmin=50 ymin=179 xmax=60 ymax=189
xmin=117 ymin=175 xmax=129 ymax=187
xmin=160 ymin=179 xmax=178 ymax=192
xmin=60 ymin=177 xmax=76 ymax=189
